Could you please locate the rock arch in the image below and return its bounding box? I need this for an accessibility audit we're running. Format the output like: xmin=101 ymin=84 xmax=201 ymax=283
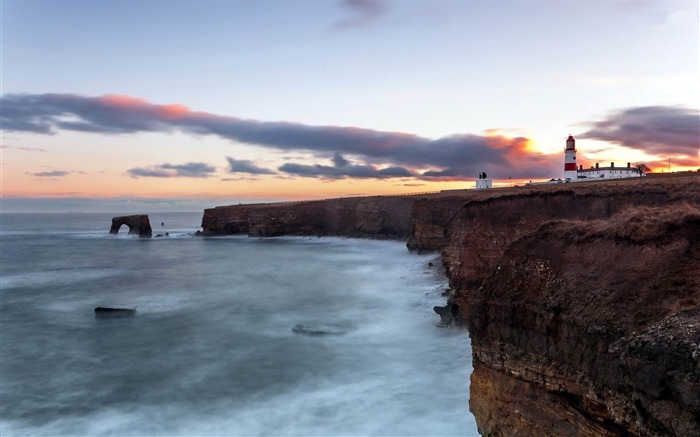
xmin=109 ymin=215 xmax=152 ymax=238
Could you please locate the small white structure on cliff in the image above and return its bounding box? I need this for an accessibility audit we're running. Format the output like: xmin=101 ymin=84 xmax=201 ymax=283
xmin=476 ymin=172 xmax=492 ymax=189
xmin=563 ymin=135 xmax=645 ymax=182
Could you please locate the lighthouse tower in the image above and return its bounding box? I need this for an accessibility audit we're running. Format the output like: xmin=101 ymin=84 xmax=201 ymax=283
xmin=564 ymin=135 xmax=577 ymax=181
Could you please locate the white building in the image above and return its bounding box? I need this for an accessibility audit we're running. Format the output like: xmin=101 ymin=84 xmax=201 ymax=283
xmin=475 ymin=172 xmax=492 ymax=189
xmin=563 ymin=135 xmax=644 ymax=182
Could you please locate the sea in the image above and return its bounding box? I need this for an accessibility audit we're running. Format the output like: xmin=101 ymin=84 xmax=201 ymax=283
xmin=0 ymin=212 xmax=478 ymax=436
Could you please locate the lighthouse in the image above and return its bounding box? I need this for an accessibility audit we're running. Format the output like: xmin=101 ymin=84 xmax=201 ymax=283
xmin=564 ymin=135 xmax=577 ymax=181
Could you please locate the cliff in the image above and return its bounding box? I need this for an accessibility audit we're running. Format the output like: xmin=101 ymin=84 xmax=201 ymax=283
xmin=201 ymin=174 xmax=700 ymax=435
xmin=443 ymin=179 xmax=700 ymax=319
xmin=201 ymin=196 xmax=417 ymax=239
xmin=468 ymin=204 xmax=700 ymax=436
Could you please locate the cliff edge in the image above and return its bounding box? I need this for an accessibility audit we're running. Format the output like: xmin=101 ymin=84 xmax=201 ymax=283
xmin=468 ymin=204 xmax=700 ymax=436
xmin=201 ymin=196 xmax=416 ymax=239
xmin=200 ymin=174 xmax=700 ymax=435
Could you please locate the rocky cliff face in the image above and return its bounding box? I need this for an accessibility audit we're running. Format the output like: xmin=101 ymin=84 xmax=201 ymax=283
xmin=406 ymin=195 xmax=469 ymax=252
xmin=200 ymin=175 xmax=700 ymax=435
xmin=443 ymin=180 xmax=700 ymax=320
xmin=467 ymin=204 xmax=700 ymax=436
xmin=201 ymin=196 xmax=416 ymax=239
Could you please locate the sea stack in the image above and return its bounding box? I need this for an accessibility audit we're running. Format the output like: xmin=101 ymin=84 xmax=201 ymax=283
xmin=109 ymin=215 xmax=152 ymax=238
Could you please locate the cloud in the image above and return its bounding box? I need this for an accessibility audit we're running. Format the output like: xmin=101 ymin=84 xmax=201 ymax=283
xmin=127 ymin=167 xmax=172 ymax=178
xmin=226 ymin=157 xmax=276 ymax=175
xmin=279 ymin=162 xmax=414 ymax=179
xmin=332 ymin=0 xmax=386 ymax=30
xmin=127 ymin=162 xmax=216 ymax=178
xmin=580 ymin=106 xmax=700 ymax=156
xmin=645 ymin=157 xmax=700 ymax=171
xmin=279 ymin=153 xmax=415 ymax=180
xmin=160 ymin=162 xmax=216 ymax=177
xmin=28 ymin=170 xmax=70 ymax=177
xmin=332 ymin=152 xmax=350 ymax=167
xmin=1 ymin=93 xmax=561 ymax=180
xmin=0 ymin=196 xmax=279 ymax=213
xmin=221 ymin=176 xmax=260 ymax=182
xmin=1 ymin=145 xmax=46 ymax=152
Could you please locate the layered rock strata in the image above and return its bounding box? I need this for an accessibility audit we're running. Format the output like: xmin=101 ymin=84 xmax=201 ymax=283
xmin=467 ymin=205 xmax=700 ymax=436
xmin=201 ymin=174 xmax=700 ymax=435
xmin=201 ymin=196 xmax=416 ymax=239
xmin=443 ymin=179 xmax=700 ymax=320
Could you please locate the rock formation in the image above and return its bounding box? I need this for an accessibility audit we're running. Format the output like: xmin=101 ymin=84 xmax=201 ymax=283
xmin=109 ymin=215 xmax=152 ymax=238
xmin=200 ymin=196 xmax=416 ymax=239
xmin=443 ymin=181 xmax=699 ymax=320
xmin=467 ymin=204 xmax=700 ymax=436
xmin=199 ymin=174 xmax=700 ymax=435
xmin=94 ymin=307 xmax=137 ymax=318
xmin=291 ymin=323 xmax=350 ymax=336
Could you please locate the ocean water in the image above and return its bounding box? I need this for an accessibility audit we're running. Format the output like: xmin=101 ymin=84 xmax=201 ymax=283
xmin=0 ymin=213 xmax=477 ymax=436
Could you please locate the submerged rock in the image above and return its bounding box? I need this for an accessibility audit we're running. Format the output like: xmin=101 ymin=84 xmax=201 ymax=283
xmin=94 ymin=307 xmax=136 ymax=318
xmin=291 ymin=323 xmax=349 ymax=336
xmin=433 ymin=305 xmax=453 ymax=326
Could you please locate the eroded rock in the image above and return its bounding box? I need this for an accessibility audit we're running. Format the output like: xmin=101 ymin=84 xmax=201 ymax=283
xmin=109 ymin=215 xmax=152 ymax=238
xmin=466 ymin=204 xmax=700 ymax=436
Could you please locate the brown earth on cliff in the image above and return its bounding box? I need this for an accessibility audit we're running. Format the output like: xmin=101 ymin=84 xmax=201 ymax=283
xmin=198 ymin=174 xmax=700 ymax=435
xmin=468 ymin=204 xmax=700 ymax=436
xmin=443 ymin=176 xmax=700 ymax=320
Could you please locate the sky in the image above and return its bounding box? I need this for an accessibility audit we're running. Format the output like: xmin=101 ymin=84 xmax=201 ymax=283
xmin=1 ymin=0 xmax=699 ymax=212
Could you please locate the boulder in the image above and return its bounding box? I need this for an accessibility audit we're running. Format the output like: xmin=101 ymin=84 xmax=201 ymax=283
xmin=433 ymin=305 xmax=454 ymax=325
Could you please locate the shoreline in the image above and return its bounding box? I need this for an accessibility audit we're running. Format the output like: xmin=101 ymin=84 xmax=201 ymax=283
xmin=198 ymin=173 xmax=700 ymax=435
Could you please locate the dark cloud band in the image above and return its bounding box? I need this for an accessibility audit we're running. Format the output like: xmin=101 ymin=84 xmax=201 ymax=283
xmin=29 ymin=170 xmax=69 ymax=177
xmin=1 ymin=93 xmax=562 ymax=179
xmin=23 ymin=95 xmax=699 ymax=179
xmin=581 ymin=106 xmax=700 ymax=156
xmin=127 ymin=162 xmax=216 ymax=178
xmin=226 ymin=157 xmax=276 ymax=175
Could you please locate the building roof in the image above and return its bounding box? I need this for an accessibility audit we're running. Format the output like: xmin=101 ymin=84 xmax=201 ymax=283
xmin=578 ymin=167 xmax=640 ymax=173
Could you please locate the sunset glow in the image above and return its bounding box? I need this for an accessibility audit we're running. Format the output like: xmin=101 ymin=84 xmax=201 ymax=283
xmin=1 ymin=1 xmax=698 ymax=212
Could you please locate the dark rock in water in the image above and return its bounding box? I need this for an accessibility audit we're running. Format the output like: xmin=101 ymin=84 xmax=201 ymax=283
xmin=433 ymin=305 xmax=453 ymax=325
xmin=292 ymin=323 xmax=348 ymax=336
xmin=109 ymin=215 xmax=152 ymax=238
xmin=95 ymin=307 xmax=136 ymax=318
xmin=155 ymin=233 xmax=164 ymax=237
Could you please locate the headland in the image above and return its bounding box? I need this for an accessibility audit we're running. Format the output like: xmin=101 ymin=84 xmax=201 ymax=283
xmin=200 ymin=173 xmax=700 ymax=436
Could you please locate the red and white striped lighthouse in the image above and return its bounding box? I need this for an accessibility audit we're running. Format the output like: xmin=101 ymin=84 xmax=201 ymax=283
xmin=564 ymin=135 xmax=577 ymax=181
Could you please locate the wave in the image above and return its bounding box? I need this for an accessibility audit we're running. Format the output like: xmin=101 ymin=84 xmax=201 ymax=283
xmin=0 ymin=268 xmax=123 ymax=290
